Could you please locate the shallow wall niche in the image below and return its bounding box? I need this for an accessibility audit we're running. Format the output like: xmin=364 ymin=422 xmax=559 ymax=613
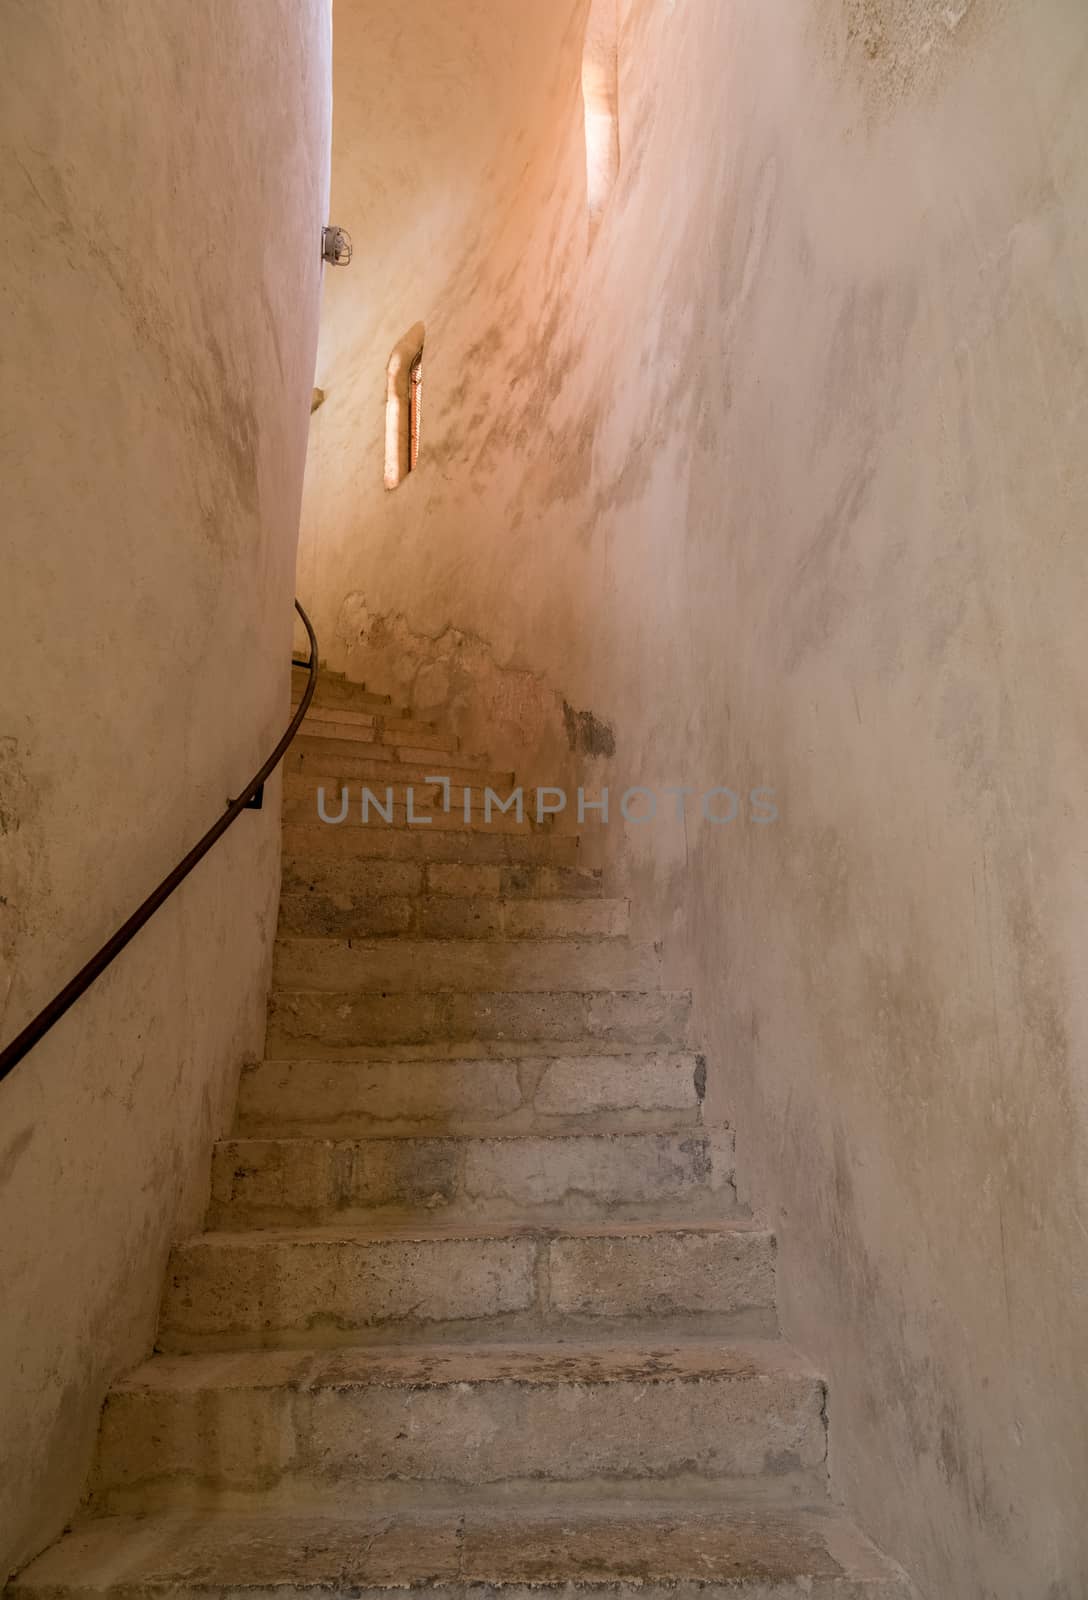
xmin=384 ymin=321 xmax=426 ymax=488
xmin=581 ymin=0 xmax=620 ymax=238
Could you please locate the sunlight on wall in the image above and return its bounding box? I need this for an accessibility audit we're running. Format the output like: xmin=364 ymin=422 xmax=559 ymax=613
xmin=581 ymin=0 xmax=619 ymax=237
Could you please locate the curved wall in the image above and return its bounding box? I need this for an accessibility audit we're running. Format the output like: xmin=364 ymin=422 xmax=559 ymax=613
xmin=0 ymin=1 xmax=331 ymax=1575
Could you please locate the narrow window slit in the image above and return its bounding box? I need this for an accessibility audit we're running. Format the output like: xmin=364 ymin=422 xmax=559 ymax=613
xmin=384 ymin=322 xmax=426 ymax=490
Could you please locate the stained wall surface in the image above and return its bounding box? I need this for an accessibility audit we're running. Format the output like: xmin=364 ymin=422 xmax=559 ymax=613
xmin=0 ymin=1 xmax=331 ymax=1576
xmin=301 ymin=2 xmax=1088 ymax=1595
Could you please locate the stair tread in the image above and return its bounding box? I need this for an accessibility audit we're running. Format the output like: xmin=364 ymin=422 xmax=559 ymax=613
xmin=260 ymin=1044 xmax=700 ymax=1059
xmin=272 ymin=933 xmax=650 ymax=980
xmin=259 ymin=1043 xmax=701 ymax=1062
xmin=219 ymin=1125 xmax=725 ymax=1146
xmin=281 ymin=823 xmax=585 ymax=866
xmin=295 ymin=704 xmax=439 ymax=729
xmin=277 ymin=898 xmax=626 ymax=913
xmin=276 ymin=897 xmax=628 ymax=940
xmin=10 ymin=1505 xmax=910 ymax=1594
xmin=275 ymin=932 xmax=640 ymax=947
xmin=271 ymin=985 xmax=691 ymax=996
xmin=291 ymin=738 xmax=510 ymax=778
xmin=176 ymin=1216 xmax=768 ymax=1248
xmin=113 ymin=1336 xmax=820 ymax=1395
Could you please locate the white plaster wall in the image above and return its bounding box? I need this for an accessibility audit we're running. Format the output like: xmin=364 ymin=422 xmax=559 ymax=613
xmin=302 ymin=1 xmax=1088 ymax=1594
xmin=0 ymin=1 xmax=331 ymax=1576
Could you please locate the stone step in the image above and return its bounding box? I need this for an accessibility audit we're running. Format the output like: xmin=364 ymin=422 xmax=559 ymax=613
xmin=236 ymin=1050 xmax=706 ymax=1138
xmin=296 ymin=698 xmax=447 ymax=739
xmin=89 ymin=1339 xmax=827 ymax=1514
xmin=279 ymin=890 xmax=629 ymax=939
xmin=272 ymin=936 xmax=659 ymax=994
xmin=285 ymin=772 xmax=515 ymax=813
xmin=283 ymin=778 xmax=554 ymax=832
xmin=282 ymin=822 xmax=584 ymax=866
xmin=283 ymin=858 xmax=602 ymax=901
xmin=288 ymin=738 xmax=511 ymax=785
xmin=278 ymin=858 xmax=606 ymax=938
xmin=292 ymin=735 xmax=487 ymax=772
xmin=8 ymin=1504 xmax=913 ymax=1598
xmin=208 ymin=1128 xmax=734 ymax=1227
xmin=291 ymin=664 xmax=408 ymax=717
xmin=159 ymin=1219 xmax=776 ymax=1352
xmin=266 ymin=988 xmax=691 ymax=1055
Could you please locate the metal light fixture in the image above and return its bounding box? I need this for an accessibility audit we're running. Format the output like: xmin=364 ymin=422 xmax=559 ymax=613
xmin=321 ymin=225 xmax=353 ymax=266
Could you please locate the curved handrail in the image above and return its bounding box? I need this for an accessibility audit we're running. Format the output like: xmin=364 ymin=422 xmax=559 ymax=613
xmin=0 ymin=598 xmax=318 ymax=1086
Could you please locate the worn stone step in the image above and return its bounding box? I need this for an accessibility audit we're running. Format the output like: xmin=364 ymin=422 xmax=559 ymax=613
xmin=272 ymin=936 xmax=659 ymax=994
xmin=297 ymin=699 xmax=448 ymax=738
xmin=160 ymin=1219 xmax=776 ymax=1352
xmin=279 ymin=890 xmax=628 ymax=939
xmin=291 ymin=665 xmax=407 ymax=716
xmin=236 ymin=1050 xmax=706 ymax=1138
xmin=427 ymin=861 xmax=603 ymax=897
xmin=8 ymin=1504 xmax=913 ymax=1598
xmin=289 ymin=740 xmax=512 ymax=786
xmin=257 ymin=1037 xmax=687 ymax=1064
xmin=89 ymin=1339 xmax=826 ymax=1513
xmin=281 ymin=857 xmax=599 ymax=905
xmin=285 ymin=773 xmax=516 ymax=815
xmin=291 ymin=736 xmax=489 ymax=773
xmin=282 ymin=822 xmax=584 ymax=867
xmin=297 ymin=713 xmax=474 ymax=759
xmin=208 ymin=1128 xmax=734 ymax=1227
xmin=266 ymin=988 xmax=691 ymax=1054
xmin=283 ymin=778 xmax=554 ymax=832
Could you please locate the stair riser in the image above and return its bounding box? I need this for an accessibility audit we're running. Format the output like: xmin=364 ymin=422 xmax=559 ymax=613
xmin=282 ymin=825 xmax=583 ymax=867
xmin=7 ymin=1507 xmax=915 ymax=1598
xmin=289 ymin=752 xmax=503 ymax=787
xmin=161 ymin=1229 xmax=777 ymax=1351
xmin=290 ymin=671 xmax=404 ymax=716
xmin=283 ymin=789 xmax=555 ymax=834
xmin=292 ymin=722 xmax=481 ymax=753
xmin=294 ymin=709 xmax=448 ymax=739
xmin=236 ymin=1053 xmax=704 ymax=1138
xmin=272 ymin=938 xmax=658 ymax=994
xmin=286 ymin=780 xmax=515 ymax=812
xmin=94 ymin=1372 xmax=825 ymax=1512
xmin=278 ymin=895 xmax=627 ymax=940
xmin=282 ymin=859 xmax=603 ymax=901
xmin=289 ymin=747 xmax=511 ymax=787
xmin=299 ymin=713 xmax=456 ymax=751
xmin=266 ymin=990 xmax=692 ymax=1054
xmin=208 ymin=1131 xmax=734 ymax=1227
xmin=294 ymin=689 xmax=407 ymax=717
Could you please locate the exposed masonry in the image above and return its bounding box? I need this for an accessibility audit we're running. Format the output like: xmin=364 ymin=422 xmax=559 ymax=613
xmin=9 ymin=667 xmax=912 ymax=1597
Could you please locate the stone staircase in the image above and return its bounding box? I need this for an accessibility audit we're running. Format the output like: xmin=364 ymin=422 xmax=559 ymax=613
xmin=9 ymin=670 xmax=910 ymax=1598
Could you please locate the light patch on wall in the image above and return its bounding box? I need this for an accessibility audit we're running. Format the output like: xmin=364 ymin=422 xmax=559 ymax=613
xmin=384 ymin=322 xmax=426 ymax=489
xmin=581 ymin=0 xmax=620 ymax=240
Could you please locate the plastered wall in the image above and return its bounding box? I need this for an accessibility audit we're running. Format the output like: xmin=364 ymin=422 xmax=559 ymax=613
xmin=301 ymin=1 xmax=1088 ymax=1594
xmin=0 ymin=1 xmax=330 ymax=1575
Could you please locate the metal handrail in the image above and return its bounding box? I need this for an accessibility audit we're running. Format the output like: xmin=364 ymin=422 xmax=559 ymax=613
xmin=0 ymin=598 xmax=318 ymax=1086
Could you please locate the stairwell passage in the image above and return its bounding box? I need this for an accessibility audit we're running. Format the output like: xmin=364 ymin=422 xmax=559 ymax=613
xmin=8 ymin=668 xmax=912 ymax=1600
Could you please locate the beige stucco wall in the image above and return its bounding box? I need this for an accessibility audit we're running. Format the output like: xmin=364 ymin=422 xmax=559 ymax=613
xmin=301 ymin=1 xmax=1088 ymax=1594
xmin=0 ymin=1 xmax=330 ymax=1577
